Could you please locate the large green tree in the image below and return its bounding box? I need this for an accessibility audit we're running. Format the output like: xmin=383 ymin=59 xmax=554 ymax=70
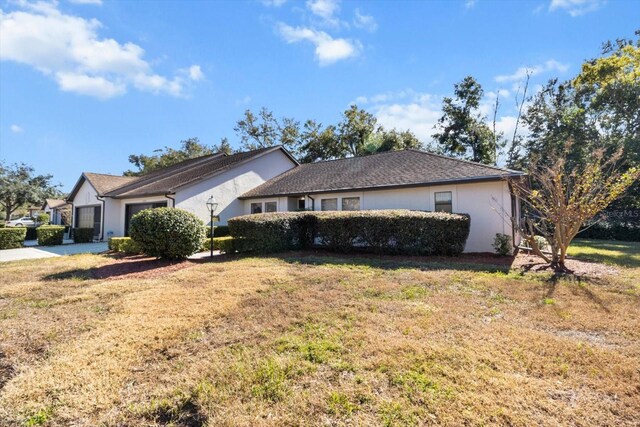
xmin=433 ymin=76 xmax=500 ymax=165
xmin=0 ymin=162 xmax=60 ymax=220
xmin=519 ymin=32 xmax=639 ymax=206
xmin=125 ymin=137 xmax=215 ymax=176
xmin=299 ymin=105 xmax=422 ymax=163
xmin=234 ymin=107 xmax=302 ymax=155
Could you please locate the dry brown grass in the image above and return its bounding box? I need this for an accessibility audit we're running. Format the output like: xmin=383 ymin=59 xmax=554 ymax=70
xmin=0 ymin=252 xmax=638 ymax=426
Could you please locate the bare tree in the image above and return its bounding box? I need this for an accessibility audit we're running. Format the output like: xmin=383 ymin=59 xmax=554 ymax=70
xmin=510 ymin=142 xmax=639 ymax=269
xmin=506 ymin=70 xmax=531 ymax=168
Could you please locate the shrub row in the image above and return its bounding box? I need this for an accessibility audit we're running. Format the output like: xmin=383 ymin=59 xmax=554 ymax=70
xmin=37 ymin=226 xmax=65 ymax=246
xmin=73 ymin=228 xmax=94 ymax=243
xmin=576 ymin=224 xmax=640 ymax=242
xmin=228 ymin=210 xmax=470 ymax=256
xmin=201 ymin=236 xmax=235 ymax=253
xmin=0 ymin=228 xmax=27 ymax=249
xmin=108 ymin=237 xmax=142 ymax=254
xmin=202 ymin=225 xmax=230 ymax=238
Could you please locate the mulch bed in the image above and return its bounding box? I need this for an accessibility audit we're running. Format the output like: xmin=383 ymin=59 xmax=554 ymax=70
xmin=511 ymin=252 xmax=619 ymax=277
xmin=81 ymin=249 xmax=619 ymax=282
xmin=81 ymin=255 xmax=204 ymax=281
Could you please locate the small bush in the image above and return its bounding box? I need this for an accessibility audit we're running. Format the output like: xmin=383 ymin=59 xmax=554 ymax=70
xmin=37 ymin=213 xmax=50 ymax=224
xmin=37 ymin=225 xmax=65 ymax=246
xmin=228 ymin=210 xmax=470 ymax=256
xmin=73 ymin=228 xmax=94 ymax=243
xmin=0 ymin=223 xmax=5 ymax=228
xmin=201 ymin=236 xmax=235 ymax=253
xmin=0 ymin=228 xmax=27 ymax=249
xmin=492 ymin=233 xmax=513 ymax=256
xmin=129 ymin=208 xmax=205 ymax=259
xmin=521 ymin=235 xmax=548 ymax=250
xmin=108 ymin=237 xmax=142 ymax=254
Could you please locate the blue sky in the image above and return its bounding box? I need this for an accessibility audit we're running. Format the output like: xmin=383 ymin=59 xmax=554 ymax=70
xmin=1 ymin=0 xmax=638 ymax=192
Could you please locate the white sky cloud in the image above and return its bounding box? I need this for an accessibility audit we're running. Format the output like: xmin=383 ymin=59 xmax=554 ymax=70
xmin=549 ymin=0 xmax=606 ymax=16
xmin=355 ymin=90 xmax=442 ymax=141
xmin=356 ymin=88 xmax=532 ymax=153
xmin=465 ymin=0 xmax=477 ymax=9
xmin=186 ymin=65 xmax=204 ymax=81
xmin=353 ymin=8 xmax=377 ymax=32
xmin=10 ymin=124 xmax=24 ymax=133
xmin=0 ymin=1 xmax=204 ymax=99
xmin=68 ymin=0 xmax=103 ymax=5
xmin=277 ymin=23 xmax=360 ymax=65
xmin=494 ymin=59 xmax=569 ymax=83
xmin=307 ymin=0 xmax=339 ymax=21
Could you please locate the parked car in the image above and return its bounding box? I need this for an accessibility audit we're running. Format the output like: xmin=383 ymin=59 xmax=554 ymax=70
xmin=5 ymin=217 xmax=36 ymax=227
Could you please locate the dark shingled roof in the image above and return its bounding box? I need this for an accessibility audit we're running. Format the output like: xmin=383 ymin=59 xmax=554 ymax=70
xmin=103 ymin=146 xmax=294 ymax=198
xmin=84 ymin=173 xmax=138 ymax=194
xmin=43 ymin=199 xmax=70 ymax=209
xmin=68 ymin=146 xmax=297 ymax=202
xmin=241 ymin=149 xmax=524 ymax=199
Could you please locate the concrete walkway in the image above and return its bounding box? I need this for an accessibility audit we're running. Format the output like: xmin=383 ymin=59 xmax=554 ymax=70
xmin=0 ymin=242 xmax=109 ymax=263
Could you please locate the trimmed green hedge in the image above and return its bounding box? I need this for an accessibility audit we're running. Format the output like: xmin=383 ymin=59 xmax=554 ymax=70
xmin=202 ymin=225 xmax=230 ymax=238
xmin=228 ymin=210 xmax=470 ymax=256
xmin=201 ymin=236 xmax=235 ymax=253
xmin=108 ymin=237 xmax=142 ymax=254
xmin=0 ymin=228 xmax=27 ymax=249
xmin=577 ymin=224 xmax=640 ymax=242
xmin=73 ymin=228 xmax=94 ymax=243
xmin=37 ymin=225 xmax=65 ymax=246
xmin=37 ymin=213 xmax=50 ymax=224
xmin=129 ymin=208 xmax=205 ymax=259
xmin=229 ymin=212 xmax=315 ymax=253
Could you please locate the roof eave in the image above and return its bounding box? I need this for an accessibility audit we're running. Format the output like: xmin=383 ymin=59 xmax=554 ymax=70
xmin=239 ymin=173 xmax=525 ymax=200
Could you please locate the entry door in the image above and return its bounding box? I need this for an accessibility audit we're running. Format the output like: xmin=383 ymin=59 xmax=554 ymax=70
xmin=124 ymin=202 xmax=167 ymax=236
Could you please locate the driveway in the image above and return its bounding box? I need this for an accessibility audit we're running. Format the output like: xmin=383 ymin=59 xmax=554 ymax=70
xmin=0 ymin=242 xmax=109 ymax=263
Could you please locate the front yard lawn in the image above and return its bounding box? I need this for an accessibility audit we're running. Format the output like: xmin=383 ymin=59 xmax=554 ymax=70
xmin=0 ymin=251 xmax=638 ymax=426
xmin=568 ymin=238 xmax=640 ymax=268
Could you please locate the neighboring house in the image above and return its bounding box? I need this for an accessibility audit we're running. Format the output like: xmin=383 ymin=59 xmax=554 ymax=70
xmin=66 ymin=147 xmax=298 ymax=240
xmin=42 ymin=199 xmax=71 ymax=225
xmin=26 ymin=206 xmax=41 ymax=218
xmin=66 ymin=146 xmax=523 ymax=252
xmin=240 ymin=150 xmax=524 ymax=253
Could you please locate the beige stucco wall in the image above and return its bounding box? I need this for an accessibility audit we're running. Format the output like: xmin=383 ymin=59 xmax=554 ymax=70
xmin=242 ymin=180 xmax=515 ymax=253
xmin=103 ymin=196 xmax=170 ymax=238
xmin=94 ymin=149 xmax=295 ymax=238
xmin=174 ymin=149 xmax=296 ymax=226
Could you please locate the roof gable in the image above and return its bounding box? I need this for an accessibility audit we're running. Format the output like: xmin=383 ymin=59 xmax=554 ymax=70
xmin=241 ymin=149 xmax=524 ymax=199
xmin=67 ymin=172 xmax=137 ymax=202
xmin=104 ymin=146 xmax=297 ymax=198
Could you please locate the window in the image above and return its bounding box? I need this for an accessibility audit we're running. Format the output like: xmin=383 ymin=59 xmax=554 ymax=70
xmin=124 ymin=202 xmax=166 ymax=236
xmin=265 ymin=202 xmax=277 ymax=213
xmin=321 ymin=198 xmax=338 ymax=211
xmin=251 ymin=203 xmax=262 ymax=214
xmin=434 ymin=191 xmax=453 ymax=213
xmin=77 ymin=207 xmax=94 ymax=228
xmin=341 ymin=197 xmax=360 ymax=211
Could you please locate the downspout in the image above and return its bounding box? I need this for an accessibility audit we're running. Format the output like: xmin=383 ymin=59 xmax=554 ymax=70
xmin=165 ymin=193 xmax=176 ymax=208
xmin=96 ymin=195 xmax=106 ymax=241
xmin=507 ymin=178 xmax=517 ymax=250
xmin=307 ymin=194 xmax=315 ymax=211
